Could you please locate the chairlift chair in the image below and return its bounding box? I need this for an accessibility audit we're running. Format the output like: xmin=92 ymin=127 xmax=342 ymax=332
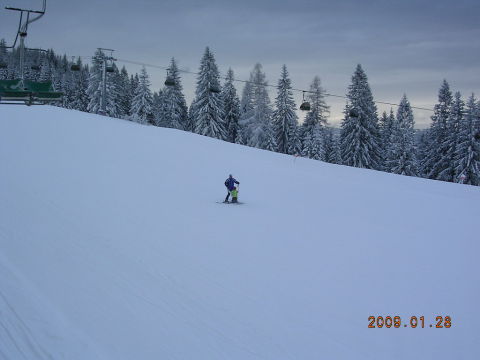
xmin=209 ymin=85 xmax=221 ymax=93
xmin=165 ymin=69 xmax=176 ymax=87
xmin=0 ymin=62 xmax=7 ymax=69
xmin=299 ymin=91 xmax=311 ymax=111
xmin=0 ymin=78 xmax=63 ymax=105
xmin=1 ymin=1 xmax=64 ymax=105
xmin=349 ymin=109 xmax=359 ymax=118
xmin=70 ymin=56 xmax=81 ymax=71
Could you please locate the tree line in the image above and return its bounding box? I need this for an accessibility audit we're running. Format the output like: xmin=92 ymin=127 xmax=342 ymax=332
xmin=1 ymin=40 xmax=479 ymax=186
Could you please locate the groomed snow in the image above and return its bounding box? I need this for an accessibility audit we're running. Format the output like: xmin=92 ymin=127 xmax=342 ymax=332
xmin=0 ymin=106 xmax=479 ymax=359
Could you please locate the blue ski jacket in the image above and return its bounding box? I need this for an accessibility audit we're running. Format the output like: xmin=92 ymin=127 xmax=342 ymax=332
xmin=225 ymin=177 xmax=239 ymax=191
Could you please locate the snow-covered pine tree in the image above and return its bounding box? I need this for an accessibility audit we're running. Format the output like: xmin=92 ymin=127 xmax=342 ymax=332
xmin=416 ymin=130 xmax=429 ymax=177
xmin=221 ymin=68 xmax=241 ymax=143
xmin=340 ymin=64 xmax=382 ymax=169
xmin=422 ymin=80 xmax=453 ymax=179
xmin=185 ymin=102 xmax=195 ymax=133
xmin=288 ymin=127 xmax=302 ymax=155
xmin=272 ymin=65 xmax=298 ymax=154
xmin=69 ymin=58 xmax=89 ymax=112
xmin=62 ymin=67 xmax=76 ymax=109
xmin=263 ymin=117 xmax=278 ymax=152
xmin=86 ymin=49 xmax=119 ymax=117
xmin=323 ymin=127 xmax=340 ymax=164
xmin=454 ymin=94 xmax=480 ymax=185
xmin=436 ymin=91 xmax=464 ymax=182
xmin=379 ymin=109 xmax=395 ymax=153
xmin=190 ymin=47 xmax=226 ymax=139
xmin=130 ymin=66 xmax=153 ymax=124
xmin=301 ymin=124 xmax=323 ymax=159
xmin=162 ymin=58 xmax=188 ymax=130
xmin=152 ymin=89 xmax=165 ymax=127
xmin=117 ymin=66 xmax=132 ymax=119
xmin=385 ymin=95 xmax=418 ymax=176
xmin=238 ymin=81 xmax=254 ymax=144
xmin=0 ymin=39 xmax=7 ymax=79
xmin=38 ymin=54 xmax=53 ymax=82
xmin=240 ymin=63 xmax=274 ymax=149
xmin=301 ymin=76 xmax=329 ymax=159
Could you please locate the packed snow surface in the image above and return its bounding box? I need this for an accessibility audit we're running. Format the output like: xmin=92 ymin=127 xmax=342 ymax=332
xmin=0 ymin=106 xmax=479 ymax=360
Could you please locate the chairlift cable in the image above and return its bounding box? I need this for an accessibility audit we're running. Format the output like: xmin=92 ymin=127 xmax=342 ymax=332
xmin=114 ymin=57 xmax=434 ymax=112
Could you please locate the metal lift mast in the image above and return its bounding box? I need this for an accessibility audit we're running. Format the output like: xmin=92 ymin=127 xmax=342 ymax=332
xmin=5 ymin=0 xmax=46 ymax=82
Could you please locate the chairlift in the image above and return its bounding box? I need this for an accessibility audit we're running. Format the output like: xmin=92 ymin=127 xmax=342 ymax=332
xmin=209 ymin=85 xmax=221 ymax=93
xmin=1 ymin=1 xmax=64 ymax=106
xmin=71 ymin=57 xmax=80 ymax=71
xmin=165 ymin=69 xmax=176 ymax=87
xmin=0 ymin=79 xmax=63 ymax=105
xmin=105 ymin=56 xmax=115 ymax=73
xmin=349 ymin=109 xmax=359 ymax=118
xmin=299 ymin=91 xmax=311 ymax=111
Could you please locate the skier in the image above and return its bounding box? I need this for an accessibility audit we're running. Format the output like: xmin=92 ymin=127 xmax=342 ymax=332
xmin=230 ymin=187 xmax=238 ymax=203
xmin=224 ymin=174 xmax=239 ymax=203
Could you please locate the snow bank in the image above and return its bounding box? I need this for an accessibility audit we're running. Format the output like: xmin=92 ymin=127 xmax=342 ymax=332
xmin=0 ymin=106 xmax=479 ymax=359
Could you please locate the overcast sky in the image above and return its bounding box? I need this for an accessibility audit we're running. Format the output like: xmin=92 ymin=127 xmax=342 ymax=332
xmin=1 ymin=0 xmax=479 ymax=127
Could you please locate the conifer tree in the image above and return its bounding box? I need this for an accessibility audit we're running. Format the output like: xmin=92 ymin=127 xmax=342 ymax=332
xmin=238 ymin=81 xmax=254 ymax=144
xmin=185 ymin=102 xmax=195 ymax=132
xmin=162 ymin=58 xmax=188 ymax=130
xmin=323 ymin=127 xmax=340 ymax=164
xmin=437 ymin=91 xmax=464 ymax=182
xmin=130 ymin=66 xmax=153 ymax=124
xmin=301 ymin=76 xmax=329 ymax=159
xmin=455 ymin=94 xmax=480 ymax=185
xmin=240 ymin=63 xmax=273 ymax=149
xmin=0 ymin=39 xmax=8 ymax=79
xmin=38 ymin=55 xmax=53 ymax=82
xmin=263 ymin=118 xmax=278 ymax=152
xmin=385 ymin=95 xmax=418 ymax=176
xmin=190 ymin=47 xmax=226 ymax=139
xmin=340 ymin=64 xmax=381 ymax=169
xmin=301 ymin=125 xmax=323 ymax=159
xmin=152 ymin=90 xmax=165 ymax=127
xmin=423 ymin=80 xmax=453 ymax=179
xmin=222 ymin=68 xmax=241 ymax=143
xmin=379 ymin=109 xmax=395 ymax=154
xmin=117 ymin=66 xmax=132 ymax=119
xmin=69 ymin=59 xmax=89 ymax=112
xmin=273 ymin=65 xmax=298 ymax=154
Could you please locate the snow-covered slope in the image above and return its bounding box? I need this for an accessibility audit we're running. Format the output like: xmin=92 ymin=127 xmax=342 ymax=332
xmin=0 ymin=106 xmax=479 ymax=360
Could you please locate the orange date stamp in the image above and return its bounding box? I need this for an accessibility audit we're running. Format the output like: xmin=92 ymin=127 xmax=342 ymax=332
xmin=368 ymin=316 xmax=452 ymax=328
